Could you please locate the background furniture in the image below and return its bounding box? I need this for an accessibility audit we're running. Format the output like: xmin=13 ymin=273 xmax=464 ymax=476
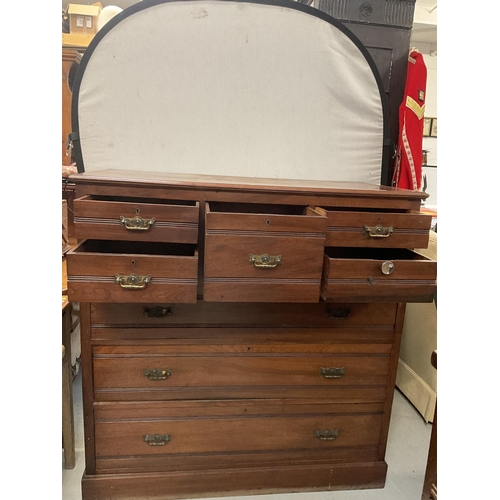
xmin=62 ymin=298 xmax=75 ymax=469
xmin=396 ymin=229 xmax=437 ymax=422
xmin=62 ymin=259 xmax=81 ymax=470
xmin=421 ymin=350 xmax=437 ymax=499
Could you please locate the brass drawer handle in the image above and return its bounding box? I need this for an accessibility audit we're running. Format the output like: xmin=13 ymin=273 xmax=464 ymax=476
xmin=120 ymin=215 xmax=156 ymax=230
xmin=115 ymin=273 xmax=152 ymax=289
xmin=144 ymin=306 xmax=173 ymax=318
xmin=144 ymin=368 xmax=172 ymax=380
xmin=249 ymin=253 xmax=282 ymax=268
xmin=314 ymin=429 xmax=339 ymax=441
xmin=326 ymin=307 xmax=351 ymax=319
xmin=143 ymin=434 xmax=171 ymax=446
xmin=364 ymin=224 xmax=394 ymax=238
xmin=320 ymin=367 xmax=345 ymax=379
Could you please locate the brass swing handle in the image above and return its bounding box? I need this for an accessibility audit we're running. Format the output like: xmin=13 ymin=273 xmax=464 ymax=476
xmin=144 ymin=368 xmax=172 ymax=380
xmin=364 ymin=224 xmax=394 ymax=238
xmin=143 ymin=434 xmax=171 ymax=446
xmin=314 ymin=429 xmax=339 ymax=441
xmin=249 ymin=253 xmax=282 ymax=268
xmin=115 ymin=273 xmax=152 ymax=289
xmin=144 ymin=306 xmax=173 ymax=318
xmin=120 ymin=215 xmax=156 ymax=230
xmin=320 ymin=367 xmax=345 ymax=379
xmin=326 ymin=307 xmax=351 ymax=319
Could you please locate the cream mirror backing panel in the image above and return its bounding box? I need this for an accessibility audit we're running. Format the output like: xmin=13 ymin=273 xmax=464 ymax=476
xmin=73 ymin=0 xmax=386 ymax=184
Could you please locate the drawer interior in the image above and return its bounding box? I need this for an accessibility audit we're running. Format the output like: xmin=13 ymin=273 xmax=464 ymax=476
xmin=325 ymin=247 xmax=430 ymax=261
xmin=208 ymin=202 xmax=312 ymax=216
xmin=318 ymin=206 xmax=407 ymax=214
xmin=78 ymin=194 xmax=197 ymax=206
xmin=74 ymin=239 xmax=197 ymax=257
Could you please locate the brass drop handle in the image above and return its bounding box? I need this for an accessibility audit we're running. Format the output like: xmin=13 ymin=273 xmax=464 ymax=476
xmin=143 ymin=434 xmax=171 ymax=446
xmin=364 ymin=224 xmax=393 ymax=238
xmin=115 ymin=273 xmax=152 ymax=289
xmin=326 ymin=307 xmax=351 ymax=319
xmin=144 ymin=368 xmax=172 ymax=380
xmin=144 ymin=306 xmax=173 ymax=318
xmin=120 ymin=215 xmax=156 ymax=230
xmin=314 ymin=429 xmax=339 ymax=441
xmin=320 ymin=367 xmax=345 ymax=379
xmin=249 ymin=253 xmax=282 ymax=268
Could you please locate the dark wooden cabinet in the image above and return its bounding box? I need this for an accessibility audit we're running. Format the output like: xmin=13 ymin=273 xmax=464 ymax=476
xmin=66 ymin=169 xmax=435 ymax=499
xmin=315 ymin=0 xmax=417 ymax=184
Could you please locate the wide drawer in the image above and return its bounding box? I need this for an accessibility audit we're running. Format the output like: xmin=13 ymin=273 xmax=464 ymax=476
xmin=66 ymin=240 xmax=198 ymax=303
xmin=93 ymin=344 xmax=391 ymax=396
xmin=321 ymin=248 xmax=436 ymax=303
xmin=73 ymin=195 xmax=199 ymax=243
xmin=90 ymin=301 xmax=398 ymax=328
xmin=204 ymin=202 xmax=327 ymax=302
xmin=94 ymin=400 xmax=384 ymax=458
xmin=315 ymin=207 xmax=432 ymax=248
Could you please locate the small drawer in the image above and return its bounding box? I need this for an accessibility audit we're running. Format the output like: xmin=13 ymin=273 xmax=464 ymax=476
xmin=66 ymin=240 xmax=198 ymax=303
xmin=93 ymin=344 xmax=391 ymax=400
xmin=321 ymin=248 xmax=436 ymax=303
xmin=204 ymin=202 xmax=327 ymax=302
xmin=94 ymin=400 xmax=383 ymax=458
xmin=315 ymin=207 xmax=432 ymax=249
xmin=73 ymin=195 xmax=199 ymax=243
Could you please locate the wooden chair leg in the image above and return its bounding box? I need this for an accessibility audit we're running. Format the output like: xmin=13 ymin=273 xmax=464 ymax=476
xmin=62 ymin=337 xmax=75 ymax=468
xmin=421 ymin=351 xmax=437 ymax=499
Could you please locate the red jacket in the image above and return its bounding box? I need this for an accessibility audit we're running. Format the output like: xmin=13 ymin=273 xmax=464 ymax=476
xmin=392 ymin=49 xmax=427 ymax=190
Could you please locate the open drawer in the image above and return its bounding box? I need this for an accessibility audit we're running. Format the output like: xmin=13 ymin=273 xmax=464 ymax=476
xmin=315 ymin=207 xmax=432 ymax=249
xmin=204 ymin=202 xmax=327 ymax=302
xmin=66 ymin=240 xmax=198 ymax=303
xmin=321 ymin=248 xmax=436 ymax=303
xmin=73 ymin=195 xmax=199 ymax=243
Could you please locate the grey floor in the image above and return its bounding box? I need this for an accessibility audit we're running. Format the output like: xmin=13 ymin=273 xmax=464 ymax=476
xmin=62 ymin=371 xmax=433 ymax=500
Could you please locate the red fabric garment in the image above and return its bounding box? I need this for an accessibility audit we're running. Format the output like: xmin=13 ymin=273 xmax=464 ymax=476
xmin=392 ymin=49 xmax=427 ymax=190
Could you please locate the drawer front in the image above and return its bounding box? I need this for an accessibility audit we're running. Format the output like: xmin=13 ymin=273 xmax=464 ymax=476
xmin=204 ymin=203 xmax=327 ymax=302
xmin=93 ymin=344 xmax=391 ymax=394
xmin=67 ymin=240 xmax=198 ymax=303
xmin=90 ymin=301 xmax=398 ymax=328
xmin=321 ymin=248 xmax=436 ymax=303
xmin=74 ymin=195 xmax=199 ymax=243
xmin=317 ymin=208 xmax=432 ymax=249
xmin=205 ymin=234 xmax=325 ymax=279
xmin=94 ymin=401 xmax=383 ymax=457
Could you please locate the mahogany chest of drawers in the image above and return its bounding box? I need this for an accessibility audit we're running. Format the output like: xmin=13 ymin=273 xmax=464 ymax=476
xmin=66 ymin=169 xmax=435 ymax=500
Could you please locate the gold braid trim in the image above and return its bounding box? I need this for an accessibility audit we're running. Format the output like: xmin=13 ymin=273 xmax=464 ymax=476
xmin=406 ymin=96 xmax=425 ymax=120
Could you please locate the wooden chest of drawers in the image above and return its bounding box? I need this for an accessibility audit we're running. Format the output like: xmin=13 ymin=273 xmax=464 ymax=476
xmin=67 ymin=169 xmax=435 ymax=500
